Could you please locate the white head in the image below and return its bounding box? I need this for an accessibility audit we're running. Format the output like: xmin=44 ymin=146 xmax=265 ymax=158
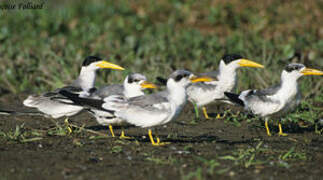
xmin=281 ymin=63 xmax=323 ymax=82
xmin=123 ymin=73 xmax=157 ymax=98
xmin=165 ymin=70 xmax=213 ymax=106
xmin=76 ymin=56 xmax=124 ymax=91
xmin=167 ymin=70 xmax=215 ymax=90
xmin=218 ymin=54 xmax=264 ymax=71
xmin=167 ymin=70 xmax=193 ymax=89
xmin=80 ymin=56 xmax=124 ymax=73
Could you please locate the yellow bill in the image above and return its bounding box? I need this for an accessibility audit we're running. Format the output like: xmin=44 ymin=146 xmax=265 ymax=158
xmin=96 ymin=60 xmax=125 ymax=70
xmin=238 ymin=59 xmax=264 ymax=68
xmin=141 ymin=81 xmax=158 ymax=89
xmin=301 ymin=68 xmax=323 ymax=76
xmin=190 ymin=75 xmax=216 ymax=83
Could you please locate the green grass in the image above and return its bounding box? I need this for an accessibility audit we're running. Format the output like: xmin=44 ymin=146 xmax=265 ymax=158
xmin=0 ymin=0 xmax=322 ymax=96
xmin=0 ymin=123 xmax=43 ymax=143
xmin=0 ymin=0 xmax=322 ymax=137
xmin=178 ymin=142 xmax=310 ymax=179
xmin=219 ymin=141 xmax=267 ymax=168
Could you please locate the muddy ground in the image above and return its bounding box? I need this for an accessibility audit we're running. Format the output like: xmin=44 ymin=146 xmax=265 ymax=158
xmin=0 ymin=94 xmax=323 ymax=180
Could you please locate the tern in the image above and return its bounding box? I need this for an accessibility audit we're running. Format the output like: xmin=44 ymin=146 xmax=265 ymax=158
xmin=60 ymin=73 xmax=157 ymax=138
xmin=187 ymin=54 xmax=264 ymax=119
xmin=59 ymin=70 xmax=214 ymax=146
xmin=23 ymin=56 xmax=124 ymax=123
xmin=224 ymin=63 xmax=323 ymax=136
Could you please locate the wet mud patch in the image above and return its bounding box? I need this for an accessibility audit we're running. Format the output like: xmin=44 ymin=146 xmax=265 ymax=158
xmin=0 ymin=95 xmax=323 ymax=179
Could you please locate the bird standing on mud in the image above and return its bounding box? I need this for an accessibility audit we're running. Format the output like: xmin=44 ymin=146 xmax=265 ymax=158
xmin=187 ymin=54 xmax=264 ymax=119
xmin=224 ymin=63 xmax=323 ymax=136
xmin=23 ymin=56 xmax=124 ymax=129
xmin=59 ymin=70 xmax=214 ymax=146
xmin=59 ymin=73 xmax=157 ymax=138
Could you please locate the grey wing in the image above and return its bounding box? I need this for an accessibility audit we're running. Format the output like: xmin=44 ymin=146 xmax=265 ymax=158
xmin=101 ymin=91 xmax=171 ymax=127
xmin=240 ymin=83 xmax=281 ymax=103
xmin=121 ymin=91 xmax=171 ymax=127
xmin=188 ymin=82 xmax=217 ymax=91
xmin=241 ymin=88 xmax=281 ymax=116
xmin=252 ymin=83 xmax=281 ymax=97
xmin=92 ymin=84 xmax=124 ymax=98
xmin=128 ymin=91 xmax=169 ymax=109
xmin=45 ymin=86 xmax=85 ymax=103
xmin=243 ymin=90 xmax=273 ymax=103
xmin=199 ymin=70 xmax=219 ymax=79
xmin=188 ymin=70 xmax=218 ymax=91
xmin=23 ymin=85 xmax=84 ymax=118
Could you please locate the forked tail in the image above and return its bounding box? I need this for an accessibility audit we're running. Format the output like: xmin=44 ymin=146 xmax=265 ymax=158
xmin=58 ymin=90 xmax=115 ymax=114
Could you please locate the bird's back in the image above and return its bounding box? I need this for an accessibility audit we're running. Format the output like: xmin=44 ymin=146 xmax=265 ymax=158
xmin=241 ymin=83 xmax=301 ymax=117
xmin=102 ymin=91 xmax=171 ymax=128
xmin=23 ymin=85 xmax=84 ymax=118
xmin=92 ymin=84 xmax=124 ymax=98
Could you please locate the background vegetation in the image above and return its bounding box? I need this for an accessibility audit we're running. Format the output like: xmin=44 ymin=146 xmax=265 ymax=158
xmin=0 ymin=0 xmax=322 ymax=96
xmin=0 ymin=1 xmax=322 ymax=179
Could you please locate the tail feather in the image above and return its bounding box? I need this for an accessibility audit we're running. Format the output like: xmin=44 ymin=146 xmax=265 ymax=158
xmin=58 ymin=90 xmax=114 ymax=114
xmin=24 ymin=94 xmax=75 ymax=107
xmin=0 ymin=109 xmax=16 ymax=115
xmin=0 ymin=109 xmax=45 ymax=116
xmin=23 ymin=95 xmax=40 ymax=107
xmin=224 ymin=92 xmax=244 ymax=107
xmin=101 ymin=95 xmax=128 ymax=112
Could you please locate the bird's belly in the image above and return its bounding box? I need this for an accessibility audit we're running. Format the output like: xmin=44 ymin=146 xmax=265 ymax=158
xmin=95 ymin=116 xmax=123 ymax=125
xmin=167 ymin=103 xmax=183 ymax=123
xmin=116 ymin=103 xmax=171 ymax=128
xmin=248 ymin=101 xmax=281 ymax=117
xmin=91 ymin=109 xmax=123 ymax=125
xmin=269 ymin=99 xmax=300 ymax=118
xmin=41 ymin=104 xmax=83 ymax=119
xmin=187 ymin=88 xmax=223 ymax=107
xmin=23 ymin=95 xmax=83 ymax=118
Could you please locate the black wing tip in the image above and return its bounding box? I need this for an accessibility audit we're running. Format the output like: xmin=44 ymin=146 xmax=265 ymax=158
xmin=59 ymin=89 xmax=78 ymax=98
xmin=224 ymin=92 xmax=244 ymax=107
xmin=0 ymin=109 xmax=15 ymax=115
xmin=58 ymin=89 xmax=114 ymax=114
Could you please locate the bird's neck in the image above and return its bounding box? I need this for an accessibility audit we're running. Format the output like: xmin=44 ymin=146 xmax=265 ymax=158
xmin=167 ymin=83 xmax=187 ymax=107
xmin=75 ymin=67 xmax=96 ymax=91
xmin=217 ymin=63 xmax=238 ymax=91
xmin=123 ymin=84 xmax=144 ymax=98
xmin=274 ymin=75 xmax=299 ymax=101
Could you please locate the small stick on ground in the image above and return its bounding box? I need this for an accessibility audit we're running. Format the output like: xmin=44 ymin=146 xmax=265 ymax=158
xmin=69 ymin=124 xmax=110 ymax=137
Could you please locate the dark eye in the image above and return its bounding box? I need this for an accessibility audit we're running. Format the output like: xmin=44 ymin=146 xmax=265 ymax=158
xmin=175 ymin=75 xmax=183 ymax=82
xmin=297 ymin=66 xmax=303 ymax=70
xmin=285 ymin=64 xmax=304 ymax=72
xmin=89 ymin=87 xmax=97 ymax=93
xmin=133 ymin=79 xmax=140 ymax=83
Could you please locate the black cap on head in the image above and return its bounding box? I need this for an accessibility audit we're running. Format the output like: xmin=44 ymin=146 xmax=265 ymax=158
xmin=82 ymin=56 xmax=103 ymax=66
xmin=285 ymin=63 xmax=305 ymax=72
xmin=170 ymin=70 xmax=192 ymax=82
xmin=127 ymin=73 xmax=146 ymax=83
xmin=222 ymin=54 xmax=243 ymax=64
